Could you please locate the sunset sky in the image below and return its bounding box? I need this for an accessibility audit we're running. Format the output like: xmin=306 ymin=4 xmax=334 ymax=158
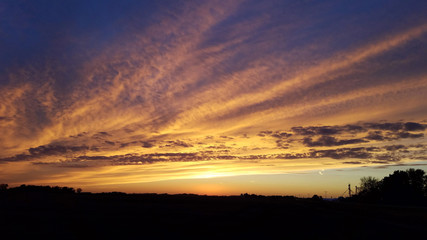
xmin=1 ymin=0 xmax=426 ymax=197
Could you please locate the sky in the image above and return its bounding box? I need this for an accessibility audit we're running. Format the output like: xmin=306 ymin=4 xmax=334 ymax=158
xmin=1 ymin=0 xmax=427 ymax=197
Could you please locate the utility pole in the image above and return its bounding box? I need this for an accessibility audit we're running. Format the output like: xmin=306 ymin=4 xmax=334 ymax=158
xmin=348 ymin=184 xmax=352 ymax=197
xmin=324 ymin=191 xmax=328 ymax=199
xmin=355 ymin=186 xmax=358 ymax=195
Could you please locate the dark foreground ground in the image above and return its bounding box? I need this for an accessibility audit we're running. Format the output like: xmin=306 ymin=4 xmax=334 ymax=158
xmin=1 ymin=192 xmax=427 ymax=239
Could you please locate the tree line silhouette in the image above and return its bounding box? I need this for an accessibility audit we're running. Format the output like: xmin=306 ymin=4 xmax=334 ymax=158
xmin=1 ymin=169 xmax=427 ymax=239
xmin=1 ymin=168 xmax=426 ymax=206
xmin=0 ymin=184 xmax=81 ymax=194
xmin=353 ymin=168 xmax=427 ymax=205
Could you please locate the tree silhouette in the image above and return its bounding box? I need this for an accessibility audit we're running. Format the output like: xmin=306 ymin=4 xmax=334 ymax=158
xmin=358 ymin=176 xmax=381 ymax=202
xmin=0 ymin=183 xmax=8 ymax=191
xmin=360 ymin=176 xmax=380 ymax=192
xmin=382 ymin=169 xmax=425 ymax=204
xmin=311 ymin=194 xmax=323 ymax=201
xmin=356 ymin=168 xmax=427 ymax=205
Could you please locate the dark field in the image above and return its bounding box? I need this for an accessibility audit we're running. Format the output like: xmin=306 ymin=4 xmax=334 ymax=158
xmin=1 ymin=192 xmax=427 ymax=239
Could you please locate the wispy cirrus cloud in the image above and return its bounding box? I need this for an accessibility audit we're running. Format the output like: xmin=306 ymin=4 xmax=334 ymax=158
xmin=1 ymin=0 xmax=427 ymax=191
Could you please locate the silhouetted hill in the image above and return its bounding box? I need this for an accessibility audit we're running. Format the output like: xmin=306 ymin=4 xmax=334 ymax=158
xmin=1 ymin=185 xmax=427 ymax=239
